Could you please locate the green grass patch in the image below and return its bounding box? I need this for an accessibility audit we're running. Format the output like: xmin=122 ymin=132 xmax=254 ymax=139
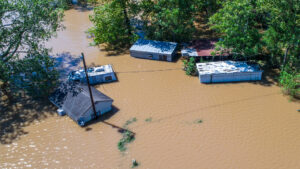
xmin=145 ymin=117 xmax=152 ymax=122
xmin=194 ymin=119 xmax=203 ymax=124
xmin=118 ymin=117 xmax=137 ymax=152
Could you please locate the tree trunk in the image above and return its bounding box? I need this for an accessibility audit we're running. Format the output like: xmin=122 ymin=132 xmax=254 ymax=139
xmin=121 ymin=1 xmax=132 ymax=37
xmin=283 ymin=45 xmax=290 ymax=67
xmin=0 ymin=81 xmax=12 ymax=102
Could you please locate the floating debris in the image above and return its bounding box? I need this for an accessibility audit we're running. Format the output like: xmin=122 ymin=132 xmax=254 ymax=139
xmin=132 ymin=159 xmax=139 ymax=168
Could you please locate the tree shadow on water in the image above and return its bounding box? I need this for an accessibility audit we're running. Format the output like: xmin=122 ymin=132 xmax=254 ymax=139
xmin=249 ymin=69 xmax=278 ymax=87
xmin=52 ymin=52 xmax=82 ymax=79
xmin=100 ymin=44 xmax=130 ymax=57
xmin=0 ymin=96 xmax=56 ymax=144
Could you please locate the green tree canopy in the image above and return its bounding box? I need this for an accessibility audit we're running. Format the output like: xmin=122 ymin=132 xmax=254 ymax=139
xmin=89 ymin=0 xmax=137 ymax=48
xmin=209 ymin=0 xmax=299 ymax=68
xmin=140 ymin=0 xmax=197 ymax=42
xmin=209 ymin=0 xmax=262 ymax=59
xmin=0 ymin=0 xmax=64 ymax=97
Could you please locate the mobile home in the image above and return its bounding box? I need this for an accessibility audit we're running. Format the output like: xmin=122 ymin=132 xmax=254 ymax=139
xmin=68 ymin=64 xmax=117 ymax=85
xmin=130 ymin=39 xmax=178 ymax=62
xmin=197 ymin=61 xmax=263 ymax=83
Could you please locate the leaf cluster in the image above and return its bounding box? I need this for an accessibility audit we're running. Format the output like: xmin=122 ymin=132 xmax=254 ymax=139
xmin=0 ymin=0 xmax=64 ymax=97
xmin=183 ymin=57 xmax=197 ymax=76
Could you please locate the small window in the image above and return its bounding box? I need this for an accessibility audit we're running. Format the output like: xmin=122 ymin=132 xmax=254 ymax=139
xmin=87 ymin=67 xmax=94 ymax=72
xmin=148 ymin=54 xmax=153 ymax=58
xmin=95 ymin=68 xmax=105 ymax=72
xmin=105 ymin=76 xmax=112 ymax=81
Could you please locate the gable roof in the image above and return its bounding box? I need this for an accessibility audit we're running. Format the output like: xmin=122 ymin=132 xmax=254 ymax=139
xmin=130 ymin=39 xmax=178 ymax=55
xmin=49 ymin=82 xmax=113 ymax=121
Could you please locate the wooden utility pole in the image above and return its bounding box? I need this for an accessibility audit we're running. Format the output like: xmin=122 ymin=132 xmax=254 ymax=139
xmin=81 ymin=52 xmax=97 ymax=118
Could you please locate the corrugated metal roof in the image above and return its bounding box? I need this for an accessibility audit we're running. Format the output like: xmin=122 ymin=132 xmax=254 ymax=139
xmin=197 ymin=61 xmax=262 ymax=75
xmin=130 ymin=39 xmax=177 ymax=55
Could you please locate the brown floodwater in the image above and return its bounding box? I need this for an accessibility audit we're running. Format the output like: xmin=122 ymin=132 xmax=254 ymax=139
xmin=1 ymin=8 xmax=300 ymax=169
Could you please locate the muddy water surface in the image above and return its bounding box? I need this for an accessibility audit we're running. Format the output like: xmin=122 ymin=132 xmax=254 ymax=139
xmin=1 ymin=8 xmax=300 ymax=169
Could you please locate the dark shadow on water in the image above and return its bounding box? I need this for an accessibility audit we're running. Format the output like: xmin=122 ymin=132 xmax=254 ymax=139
xmin=172 ymin=52 xmax=182 ymax=63
xmin=102 ymin=45 xmax=130 ymax=57
xmin=84 ymin=106 xmax=118 ymax=126
xmin=83 ymin=106 xmax=135 ymax=134
xmin=0 ymin=96 xmax=56 ymax=144
xmin=52 ymin=52 xmax=82 ymax=79
xmin=72 ymin=5 xmax=94 ymax=12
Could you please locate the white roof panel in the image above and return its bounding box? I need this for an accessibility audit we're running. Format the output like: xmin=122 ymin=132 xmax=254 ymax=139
xmin=130 ymin=39 xmax=178 ymax=55
xmin=197 ymin=61 xmax=262 ymax=75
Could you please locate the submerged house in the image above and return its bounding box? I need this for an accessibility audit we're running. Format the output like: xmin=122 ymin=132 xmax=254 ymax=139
xmin=49 ymin=83 xmax=113 ymax=126
xmin=197 ymin=61 xmax=263 ymax=83
xmin=68 ymin=64 xmax=117 ymax=85
xmin=181 ymin=39 xmax=230 ymax=60
xmin=130 ymin=39 xmax=178 ymax=62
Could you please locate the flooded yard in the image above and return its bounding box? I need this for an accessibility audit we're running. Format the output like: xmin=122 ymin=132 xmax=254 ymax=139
xmin=1 ymin=8 xmax=300 ymax=169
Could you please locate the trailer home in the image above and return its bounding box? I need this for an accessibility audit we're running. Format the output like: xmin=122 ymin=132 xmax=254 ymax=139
xmin=130 ymin=39 xmax=178 ymax=62
xmin=197 ymin=61 xmax=263 ymax=83
xmin=68 ymin=64 xmax=117 ymax=85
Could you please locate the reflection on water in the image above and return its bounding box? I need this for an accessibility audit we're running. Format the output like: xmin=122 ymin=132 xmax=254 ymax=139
xmin=1 ymin=8 xmax=300 ymax=169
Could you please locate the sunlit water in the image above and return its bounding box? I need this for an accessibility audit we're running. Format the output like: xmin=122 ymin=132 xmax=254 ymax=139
xmin=1 ymin=8 xmax=300 ymax=169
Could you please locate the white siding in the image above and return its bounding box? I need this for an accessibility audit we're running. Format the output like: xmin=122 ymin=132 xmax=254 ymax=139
xmin=199 ymin=72 xmax=262 ymax=83
xmin=81 ymin=101 xmax=113 ymax=123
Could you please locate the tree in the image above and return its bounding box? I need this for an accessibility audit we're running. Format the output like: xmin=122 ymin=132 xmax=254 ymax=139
xmin=183 ymin=57 xmax=197 ymax=76
xmin=209 ymin=0 xmax=299 ymax=97
xmin=0 ymin=0 xmax=64 ymax=97
xmin=259 ymin=0 xmax=300 ymax=67
xmin=209 ymin=0 xmax=262 ymax=59
xmin=194 ymin=0 xmax=223 ymax=16
xmin=89 ymin=0 xmax=137 ymax=48
xmin=209 ymin=0 xmax=299 ymax=67
xmin=140 ymin=0 xmax=197 ymax=42
xmin=11 ymin=50 xmax=59 ymax=97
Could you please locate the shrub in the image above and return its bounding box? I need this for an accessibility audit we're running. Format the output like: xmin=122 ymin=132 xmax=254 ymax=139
xmin=118 ymin=131 xmax=135 ymax=152
xmin=279 ymin=69 xmax=300 ymax=98
xmin=183 ymin=57 xmax=197 ymax=76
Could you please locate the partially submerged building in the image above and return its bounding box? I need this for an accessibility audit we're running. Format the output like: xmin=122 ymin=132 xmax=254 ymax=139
xmin=68 ymin=64 xmax=117 ymax=85
xmin=197 ymin=61 xmax=263 ymax=83
xmin=49 ymin=82 xmax=113 ymax=126
xmin=181 ymin=39 xmax=229 ymax=60
xmin=130 ymin=39 xmax=178 ymax=62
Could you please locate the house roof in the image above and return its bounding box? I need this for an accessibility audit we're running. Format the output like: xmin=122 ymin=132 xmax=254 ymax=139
xmin=181 ymin=39 xmax=230 ymax=57
xmin=130 ymin=39 xmax=178 ymax=55
xmin=49 ymin=82 xmax=113 ymax=121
